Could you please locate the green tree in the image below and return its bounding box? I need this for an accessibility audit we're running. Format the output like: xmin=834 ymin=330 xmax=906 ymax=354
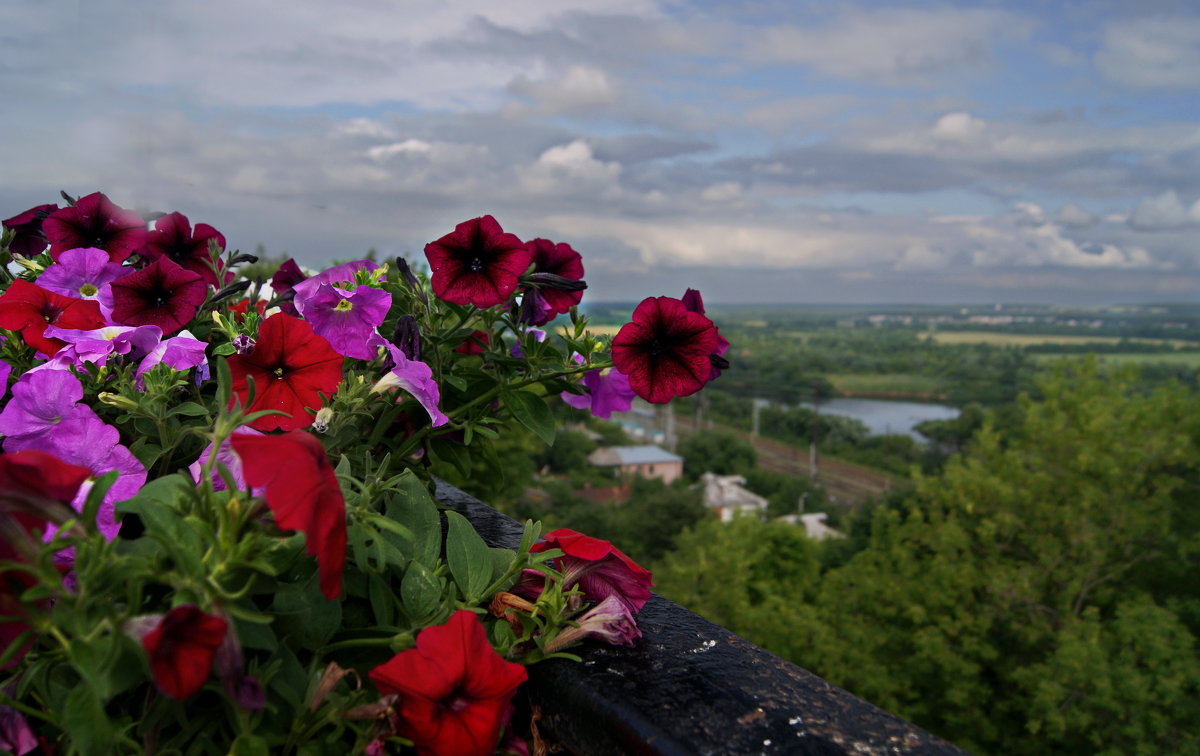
xmin=677 ymin=429 xmax=757 ymax=480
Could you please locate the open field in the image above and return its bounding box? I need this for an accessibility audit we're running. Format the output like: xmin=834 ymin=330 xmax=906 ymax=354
xmin=1030 ymin=352 xmax=1200 ymax=367
xmin=825 ymin=373 xmax=949 ymax=399
xmin=923 ymin=331 xmax=1191 ymax=348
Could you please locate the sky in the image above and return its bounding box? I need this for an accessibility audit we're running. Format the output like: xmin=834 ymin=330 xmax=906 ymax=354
xmin=1 ymin=0 xmax=1198 ymax=305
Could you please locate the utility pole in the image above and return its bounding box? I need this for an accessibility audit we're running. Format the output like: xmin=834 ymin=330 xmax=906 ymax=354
xmin=751 ymin=400 xmax=760 ymax=438
xmin=809 ymin=379 xmax=822 ymax=480
xmin=664 ymin=401 xmax=677 ymax=451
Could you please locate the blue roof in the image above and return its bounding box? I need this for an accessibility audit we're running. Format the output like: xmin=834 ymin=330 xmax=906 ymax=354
xmin=610 ymin=446 xmax=682 ymax=465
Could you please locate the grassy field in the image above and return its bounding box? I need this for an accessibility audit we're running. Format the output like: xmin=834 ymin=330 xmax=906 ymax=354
xmin=923 ymin=331 xmax=1191 ymax=348
xmin=1030 ymin=352 xmax=1200 ymax=367
xmin=825 ymin=373 xmax=949 ymax=398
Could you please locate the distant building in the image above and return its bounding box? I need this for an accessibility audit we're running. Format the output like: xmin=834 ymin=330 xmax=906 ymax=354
xmin=778 ymin=512 xmax=845 ymax=541
xmin=588 ymin=445 xmax=683 ymax=484
xmin=700 ymin=473 xmax=768 ymax=523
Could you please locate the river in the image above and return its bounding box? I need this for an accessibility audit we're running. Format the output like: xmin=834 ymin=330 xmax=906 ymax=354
xmin=799 ymin=398 xmax=959 ymax=441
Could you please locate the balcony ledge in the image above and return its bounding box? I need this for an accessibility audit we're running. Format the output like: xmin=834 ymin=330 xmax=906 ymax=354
xmin=436 ymin=481 xmax=970 ymax=756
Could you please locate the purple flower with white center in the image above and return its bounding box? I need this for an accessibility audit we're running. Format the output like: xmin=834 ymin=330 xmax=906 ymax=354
xmin=371 ymin=339 xmax=448 ymax=427
xmin=136 ymin=329 xmax=209 ymax=388
xmin=0 ymin=370 xmax=96 ymax=447
xmin=509 ymin=328 xmax=547 ymax=358
xmin=189 ymin=426 xmax=264 ymax=493
xmin=291 ymin=259 xmax=378 ymax=299
xmin=38 ymin=324 xmax=163 ymax=371
xmin=294 ymin=281 xmax=392 ymax=359
xmin=34 ymin=247 xmax=125 ymax=318
xmin=561 ymin=368 xmax=636 ymax=419
xmin=545 ymin=595 xmax=642 ymax=653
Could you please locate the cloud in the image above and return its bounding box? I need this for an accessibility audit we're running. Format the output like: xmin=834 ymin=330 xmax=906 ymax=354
xmin=520 ymin=140 xmax=622 ymax=196
xmin=932 ymin=112 xmax=987 ymax=142
xmin=1095 ymin=16 xmax=1200 ymax=90
xmin=508 ymin=65 xmax=619 ymax=113
xmin=1129 ymin=190 xmax=1200 ymax=229
xmin=1056 ymin=203 xmax=1099 ymax=228
xmin=742 ymin=95 xmax=858 ymax=135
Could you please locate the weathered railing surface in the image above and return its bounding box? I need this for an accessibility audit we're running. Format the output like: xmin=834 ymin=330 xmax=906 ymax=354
xmin=436 ymin=482 xmax=970 ymax=756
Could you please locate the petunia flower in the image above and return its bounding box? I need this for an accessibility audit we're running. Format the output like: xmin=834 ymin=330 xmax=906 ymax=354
xmin=369 ymin=610 xmax=528 ymax=756
xmin=0 ymin=359 xmax=9 ymax=400
xmin=109 ymin=257 xmax=207 ymax=335
xmin=454 ymin=330 xmax=490 ymax=355
xmin=294 ymin=281 xmax=392 ymax=360
xmin=42 ymin=192 xmax=146 ymax=263
xmin=544 ymin=595 xmax=643 ymax=653
xmin=681 ymin=288 xmax=730 ymax=381
xmin=142 ymin=211 xmax=227 ymax=287
xmin=521 ymin=238 xmax=585 ymax=325
xmin=231 ymin=430 xmax=346 ymax=599
xmin=561 ymin=368 xmax=636 ymax=419
xmin=269 ymin=258 xmax=308 ymax=316
xmin=137 ymin=605 xmax=229 ymax=700
xmin=508 ymin=328 xmax=546 ymax=359
xmin=372 ymin=340 xmax=448 ymax=427
xmin=37 ymin=324 xmax=163 ymax=372
xmin=611 ymin=296 xmax=719 ymax=404
xmin=135 ymin=329 xmax=209 ymax=388
xmin=0 ymin=703 xmax=37 ymax=755
xmin=515 ymin=528 xmax=654 ymax=614
xmin=188 ymin=426 xmax=263 ymax=493
xmin=34 ymin=247 xmax=126 ymax=318
xmin=0 ymin=280 xmax=105 ymax=357
xmin=424 ymin=216 xmax=531 ymax=308
xmin=2 ymin=203 xmax=58 ymax=257
xmin=0 ymin=370 xmax=94 ymax=449
xmin=226 ymin=313 xmax=344 ymax=431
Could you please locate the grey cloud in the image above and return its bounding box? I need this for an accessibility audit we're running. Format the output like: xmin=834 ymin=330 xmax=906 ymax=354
xmin=1095 ymin=16 xmax=1200 ymax=90
xmin=1056 ymin=203 xmax=1099 ymax=227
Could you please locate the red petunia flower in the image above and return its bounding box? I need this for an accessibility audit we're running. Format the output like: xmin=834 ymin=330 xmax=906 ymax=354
xmin=140 ymin=605 xmax=228 ymax=700
xmin=1 ymin=450 xmax=92 ymax=669
xmin=143 ymin=212 xmax=227 ymax=287
xmin=369 ymin=610 xmax=527 ymax=756
xmin=0 ymin=280 xmax=105 ymax=357
xmin=522 ymin=238 xmax=585 ymax=324
xmin=2 ymin=203 xmax=58 ymax=257
xmin=230 ymin=430 xmax=346 ymax=599
xmin=680 ymin=288 xmax=729 ymax=381
xmin=227 ymin=313 xmax=343 ymax=431
xmin=109 ymin=257 xmax=207 ymax=335
xmin=42 ymin=192 xmax=147 ymax=263
xmin=516 ymin=528 xmax=653 ymax=614
xmin=611 ymin=296 xmax=719 ymax=404
xmin=424 ymin=216 xmax=531 ymax=308
xmin=453 ymin=330 xmax=490 ymax=355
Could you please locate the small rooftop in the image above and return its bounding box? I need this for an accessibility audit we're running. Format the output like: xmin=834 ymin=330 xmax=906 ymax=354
xmin=588 ymin=445 xmax=683 ymax=467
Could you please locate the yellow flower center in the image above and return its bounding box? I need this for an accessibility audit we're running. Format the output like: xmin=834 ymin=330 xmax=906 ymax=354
xmin=334 ymin=299 xmax=353 ymax=312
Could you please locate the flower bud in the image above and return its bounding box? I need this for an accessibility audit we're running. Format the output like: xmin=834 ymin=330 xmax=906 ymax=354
xmin=97 ymin=391 xmax=140 ymax=411
xmin=232 ymin=334 xmax=255 ymax=355
xmin=312 ymin=407 xmax=334 ymax=433
xmin=389 ymin=315 xmax=421 ymax=362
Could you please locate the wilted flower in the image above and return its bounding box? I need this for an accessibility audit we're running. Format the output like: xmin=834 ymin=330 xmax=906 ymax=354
xmin=515 ymin=528 xmax=654 ymax=614
xmin=545 ymin=595 xmax=643 ymax=652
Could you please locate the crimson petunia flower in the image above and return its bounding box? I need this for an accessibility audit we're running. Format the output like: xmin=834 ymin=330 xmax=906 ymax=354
xmin=0 ymin=280 xmax=105 ymax=357
xmin=231 ymin=430 xmax=346 ymax=599
xmin=270 ymin=258 xmax=308 ymax=316
xmin=142 ymin=211 xmax=228 ymax=287
xmin=109 ymin=257 xmax=207 ymax=335
xmin=522 ymin=238 xmax=585 ymax=324
xmin=139 ymin=605 xmax=228 ymax=700
xmin=227 ymin=313 xmax=343 ymax=431
xmin=2 ymin=203 xmax=58 ymax=257
xmin=424 ymin=216 xmax=531 ymax=308
xmin=369 ymin=610 xmax=527 ymax=756
xmin=611 ymin=296 xmax=719 ymax=404
xmin=42 ymin=192 xmax=147 ymax=263
xmin=680 ymin=288 xmax=729 ymax=381
xmin=515 ymin=528 xmax=654 ymax=614
xmin=453 ymin=330 xmax=490 ymax=355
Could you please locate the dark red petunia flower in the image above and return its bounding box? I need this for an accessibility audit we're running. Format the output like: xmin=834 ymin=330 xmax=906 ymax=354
xmin=142 ymin=212 xmax=227 ymax=287
xmin=109 ymin=257 xmax=207 ymax=335
xmin=424 ymin=216 xmax=531 ymax=308
xmin=140 ymin=605 xmax=228 ymax=700
xmin=515 ymin=528 xmax=654 ymax=614
xmin=453 ymin=330 xmax=490 ymax=355
xmin=1 ymin=450 xmax=92 ymax=669
xmin=680 ymin=288 xmax=729 ymax=381
xmin=369 ymin=610 xmax=527 ymax=756
xmin=0 ymin=280 xmax=105 ymax=356
xmin=42 ymin=192 xmax=147 ymax=263
xmin=227 ymin=313 xmax=343 ymax=431
xmin=2 ymin=203 xmax=58 ymax=257
xmin=611 ymin=296 xmax=718 ymax=404
xmin=270 ymin=258 xmax=308 ymax=316
xmin=522 ymin=238 xmax=585 ymax=324
xmin=232 ymin=430 xmax=346 ymax=599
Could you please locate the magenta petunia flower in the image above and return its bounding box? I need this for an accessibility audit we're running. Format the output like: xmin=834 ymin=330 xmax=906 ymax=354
xmin=269 ymin=258 xmax=308 ymax=316
xmin=37 ymin=324 xmax=163 ymax=372
xmin=109 ymin=257 xmax=207 ymax=335
xmin=34 ymin=247 xmax=126 ymax=318
xmin=561 ymin=368 xmax=636 ymax=419
xmin=0 ymin=359 xmax=10 ymax=400
xmin=515 ymin=528 xmax=654 ymax=615
xmin=0 ymin=370 xmax=94 ymax=448
xmin=136 ymin=329 xmax=209 ymax=388
xmin=2 ymin=202 xmax=58 ymax=257
xmin=188 ymin=426 xmax=264 ymax=494
xmin=42 ymin=192 xmax=147 ymax=263
xmin=290 ymin=259 xmax=377 ymax=300
xmin=0 ymin=704 xmax=37 ymax=755
xmin=681 ymin=288 xmax=729 ymax=381
xmin=546 ymin=595 xmax=642 ymax=652
xmin=611 ymin=296 xmax=719 ymax=404
xmin=143 ymin=212 xmax=228 ymax=287
xmin=294 ymin=282 xmax=392 ymax=360
xmin=372 ymin=339 xmax=448 ymax=427
xmin=424 ymin=216 xmax=531 ymax=308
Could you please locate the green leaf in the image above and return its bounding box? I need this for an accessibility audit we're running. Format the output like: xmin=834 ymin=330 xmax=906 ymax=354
xmin=273 ymin=573 xmax=342 ymax=649
xmin=367 ymin=572 xmax=397 ymax=627
xmin=213 ymin=342 xmax=237 ymax=356
xmin=489 ymin=547 xmax=518 ymax=591
xmin=400 ymin=560 xmax=443 ymax=624
xmin=428 ymin=437 xmax=471 ymax=477
xmin=67 ymin=636 xmax=116 ymax=700
xmin=503 ymin=389 xmax=556 ymax=445
xmin=385 ymin=473 xmax=440 ymax=569
xmin=444 ymin=511 xmax=492 ymax=602
xmin=443 ymin=374 xmax=468 ymax=392
xmin=167 ymin=401 xmax=211 ymax=418
xmin=60 ymin=685 xmax=114 ymax=756
xmin=230 ymin=735 xmax=272 ymax=756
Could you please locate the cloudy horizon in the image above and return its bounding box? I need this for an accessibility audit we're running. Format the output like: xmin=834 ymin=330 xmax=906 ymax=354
xmin=2 ymin=1 xmax=1198 ymax=305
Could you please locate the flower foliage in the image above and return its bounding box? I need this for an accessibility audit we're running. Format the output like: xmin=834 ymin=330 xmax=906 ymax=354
xmin=0 ymin=191 xmax=724 ymax=754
